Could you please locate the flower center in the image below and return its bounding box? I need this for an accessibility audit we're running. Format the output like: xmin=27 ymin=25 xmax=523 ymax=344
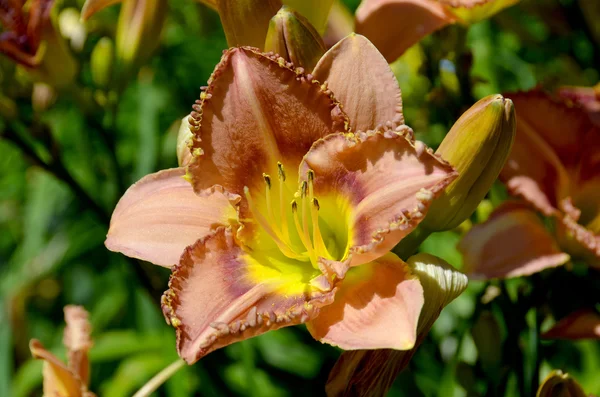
xmin=243 ymin=163 xmax=338 ymax=269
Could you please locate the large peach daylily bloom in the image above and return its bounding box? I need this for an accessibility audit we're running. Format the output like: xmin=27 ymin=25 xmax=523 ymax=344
xmin=355 ymin=0 xmax=519 ymax=62
xmin=29 ymin=306 xmax=95 ymax=397
xmin=106 ymin=34 xmax=457 ymax=363
xmin=460 ymin=89 xmax=600 ymax=280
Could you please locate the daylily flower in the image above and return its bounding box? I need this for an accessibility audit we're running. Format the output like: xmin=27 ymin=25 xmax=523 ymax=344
xmin=0 ymin=0 xmax=77 ymax=87
xmin=29 ymin=305 xmax=95 ymax=397
xmin=106 ymin=34 xmax=457 ymax=363
xmin=460 ymin=89 xmax=600 ymax=279
xmin=541 ymin=308 xmax=600 ymax=340
xmin=355 ymin=0 xmax=520 ymax=62
xmin=557 ymin=84 xmax=600 ymax=128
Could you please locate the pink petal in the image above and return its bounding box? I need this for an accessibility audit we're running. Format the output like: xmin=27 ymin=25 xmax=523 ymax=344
xmin=106 ymin=168 xmax=233 ymax=268
xmin=162 ymin=227 xmax=338 ymax=364
xmin=459 ymin=202 xmax=570 ymax=279
xmin=300 ymin=130 xmax=457 ymax=266
xmin=187 ymin=47 xmax=347 ymax=206
xmin=555 ymin=214 xmax=600 ymax=266
xmin=542 ymin=309 xmax=600 ymax=340
xmin=312 ymin=34 xmax=404 ymax=131
xmin=501 ymin=90 xmax=596 ymax=215
xmin=355 ymin=0 xmax=457 ymax=62
xmin=307 ymin=253 xmax=423 ymax=350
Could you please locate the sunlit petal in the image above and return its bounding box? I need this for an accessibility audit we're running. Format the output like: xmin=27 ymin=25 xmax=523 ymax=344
xmin=459 ymin=202 xmax=570 ymax=279
xmin=106 ymin=168 xmax=233 ymax=268
xmin=355 ymin=0 xmax=457 ymax=62
xmin=162 ymin=227 xmax=338 ymax=364
xmin=187 ymin=47 xmax=347 ymax=205
xmin=542 ymin=309 xmax=600 ymax=340
xmin=313 ymin=34 xmax=403 ymax=131
xmin=307 ymin=253 xmax=423 ymax=350
xmin=81 ymin=0 xmax=123 ymax=20
xmin=555 ymin=214 xmax=600 ymax=266
xmin=300 ymin=130 xmax=457 ymax=266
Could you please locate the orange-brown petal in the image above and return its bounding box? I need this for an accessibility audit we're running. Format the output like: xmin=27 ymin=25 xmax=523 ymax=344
xmin=555 ymin=214 xmax=600 ymax=266
xmin=307 ymin=252 xmax=423 ymax=350
xmin=300 ymin=130 xmax=457 ymax=266
xmin=30 ymin=340 xmax=85 ymax=397
xmin=63 ymin=306 xmax=93 ymax=386
xmin=542 ymin=309 xmax=600 ymax=340
xmin=355 ymin=0 xmax=457 ymax=62
xmin=501 ymin=90 xmax=596 ymax=215
xmin=459 ymin=202 xmax=570 ymax=279
xmin=312 ymin=34 xmax=403 ymax=131
xmin=187 ymin=47 xmax=347 ymax=204
xmin=162 ymin=227 xmax=337 ymax=364
xmin=106 ymin=168 xmax=233 ymax=268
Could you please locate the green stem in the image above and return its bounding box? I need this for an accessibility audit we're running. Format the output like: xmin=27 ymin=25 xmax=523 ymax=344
xmin=393 ymin=225 xmax=432 ymax=260
xmin=132 ymin=359 xmax=186 ymax=397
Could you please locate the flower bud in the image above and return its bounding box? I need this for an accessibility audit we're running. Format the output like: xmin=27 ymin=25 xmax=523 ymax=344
xmin=91 ymin=37 xmax=114 ymax=88
xmin=422 ymin=94 xmax=515 ymax=232
xmin=216 ymin=0 xmax=281 ymax=47
xmin=283 ymin=0 xmax=334 ymax=34
xmin=113 ymin=0 xmax=167 ymax=83
xmin=264 ymin=6 xmax=326 ymax=71
xmin=536 ymin=370 xmax=586 ymax=397
xmin=177 ymin=115 xmax=194 ymax=167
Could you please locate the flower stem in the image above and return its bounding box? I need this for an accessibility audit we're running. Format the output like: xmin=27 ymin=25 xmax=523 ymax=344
xmin=132 ymin=359 xmax=186 ymax=397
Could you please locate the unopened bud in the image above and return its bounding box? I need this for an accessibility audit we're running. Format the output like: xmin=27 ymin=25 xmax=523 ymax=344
xmin=115 ymin=0 xmax=167 ymax=81
xmin=422 ymin=94 xmax=515 ymax=232
xmin=283 ymin=0 xmax=334 ymax=34
xmin=91 ymin=37 xmax=114 ymax=88
xmin=536 ymin=370 xmax=586 ymax=397
xmin=216 ymin=0 xmax=281 ymax=48
xmin=58 ymin=8 xmax=87 ymax=52
xmin=264 ymin=6 xmax=326 ymax=71
xmin=177 ymin=116 xmax=194 ymax=167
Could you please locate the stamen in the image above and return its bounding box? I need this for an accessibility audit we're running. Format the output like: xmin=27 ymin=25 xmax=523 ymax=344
xmin=292 ymin=200 xmax=317 ymax=267
xmin=263 ymin=173 xmax=276 ymax=226
xmin=277 ymin=163 xmax=290 ymax=241
xmin=244 ymin=187 xmax=303 ymax=260
xmin=311 ymin=198 xmax=332 ymax=259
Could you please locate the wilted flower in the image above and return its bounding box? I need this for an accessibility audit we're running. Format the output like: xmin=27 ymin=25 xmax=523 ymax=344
xmin=355 ymin=0 xmax=520 ymax=62
xmin=29 ymin=305 xmax=95 ymax=397
xmin=0 ymin=0 xmax=77 ymax=87
xmin=106 ymin=34 xmax=457 ymax=363
xmin=460 ymin=89 xmax=600 ymax=279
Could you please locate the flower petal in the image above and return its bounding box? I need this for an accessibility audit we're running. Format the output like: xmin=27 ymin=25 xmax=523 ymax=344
xmin=187 ymin=47 xmax=347 ymax=203
xmin=355 ymin=0 xmax=457 ymax=62
xmin=312 ymin=34 xmax=403 ymax=131
xmin=162 ymin=227 xmax=337 ymax=364
xmin=215 ymin=0 xmax=281 ymax=48
xmin=445 ymin=0 xmax=519 ymax=25
xmin=501 ymin=90 xmax=595 ymax=215
xmin=106 ymin=168 xmax=233 ymax=268
xmin=30 ymin=340 xmax=85 ymax=397
xmin=63 ymin=306 xmax=93 ymax=386
xmin=542 ymin=309 xmax=600 ymax=340
xmin=81 ymin=0 xmax=123 ymax=20
xmin=557 ymin=85 xmax=600 ymax=128
xmin=307 ymin=252 xmax=423 ymax=350
xmin=555 ymin=214 xmax=600 ymax=266
xmin=325 ymin=253 xmax=467 ymax=396
xmin=300 ymin=130 xmax=457 ymax=266
xmin=459 ymin=202 xmax=570 ymax=279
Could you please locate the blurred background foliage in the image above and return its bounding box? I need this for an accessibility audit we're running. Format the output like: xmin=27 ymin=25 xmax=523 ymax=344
xmin=1 ymin=0 xmax=599 ymax=395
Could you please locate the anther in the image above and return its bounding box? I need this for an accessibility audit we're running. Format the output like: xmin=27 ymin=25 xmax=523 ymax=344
xmin=313 ymin=198 xmax=320 ymax=211
xmin=301 ymin=181 xmax=308 ymax=198
xmin=277 ymin=162 xmax=286 ymax=181
xmin=263 ymin=173 xmax=272 ymax=189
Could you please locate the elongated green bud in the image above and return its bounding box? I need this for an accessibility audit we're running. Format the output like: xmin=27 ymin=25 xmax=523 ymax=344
xmin=422 ymin=94 xmax=515 ymax=232
xmin=91 ymin=37 xmax=114 ymax=88
xmin=115 ymin=0 xmax=167 ymax=82
xmin=283 ymin=0 xmax=333 ymax=34
xmin=216 ymin=0 xmax=281 ymax=48
xmin=536 ymin=370 xmax=586 ymax=397
xmin=264 ymin=6 xmax=326 ymax=71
